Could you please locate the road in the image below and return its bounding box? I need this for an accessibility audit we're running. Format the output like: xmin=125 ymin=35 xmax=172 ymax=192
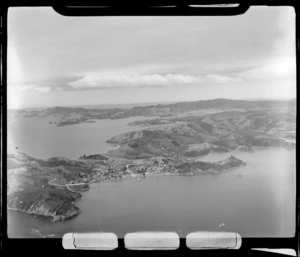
xmin=48 ymin=178 xmax=64 ymax=187
xmin=156 ymin=158 xmax=162 ymax=173
xmin=66 ymin=184 xmax=75 ymax=192
xmin=112 ymin=145 xmax=120 ymax=150
xmin=48 ymin=178 xmax=86 ymax=192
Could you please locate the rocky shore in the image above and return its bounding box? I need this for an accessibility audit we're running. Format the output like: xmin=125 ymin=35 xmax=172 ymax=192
xmin=7 ymin=205 xmax=80 ymax=222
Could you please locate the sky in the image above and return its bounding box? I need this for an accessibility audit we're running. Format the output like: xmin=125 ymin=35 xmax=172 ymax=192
xmin=7 ymin=6 xmax=296 ymax=109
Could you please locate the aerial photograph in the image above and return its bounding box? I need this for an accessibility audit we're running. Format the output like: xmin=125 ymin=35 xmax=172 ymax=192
xmin=7 ymin=6 xmax=295 ymax=238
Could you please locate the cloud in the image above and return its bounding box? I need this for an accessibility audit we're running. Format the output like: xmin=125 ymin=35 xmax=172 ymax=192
xmin=68 ymin=74 xmax=196 ymax=89
xmin=9 ymin=57 xmax=296 ymax=93
xmin=9 ymin=85 xmax=51 ymax=93
xmin=34 ymin=86 xmax=51 ymax=93
xmin=67 ymin=58 xmax=295 ymax=90
xmin=67 ymin=73 xmax=240 ymax=90
xmin=236 ymin=57 xmax=296 ymax=81
xmin=205 ymin=74 xmax=242 ymax=83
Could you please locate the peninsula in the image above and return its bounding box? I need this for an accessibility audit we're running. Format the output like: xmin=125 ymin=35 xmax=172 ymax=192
xmin=7 ymin=151 xmax=246 ymax=221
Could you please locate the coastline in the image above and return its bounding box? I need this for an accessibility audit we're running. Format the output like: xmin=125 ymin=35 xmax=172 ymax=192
xmin=8 ymin=144 xmax=295 ymax=223
xmin=7 ymin=205 xmax=80 ymax=222
xmin=8 ymin=159 xmax=247 ymax=222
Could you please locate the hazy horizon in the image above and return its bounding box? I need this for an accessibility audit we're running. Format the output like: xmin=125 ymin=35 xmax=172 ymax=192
xmin=8 ymin=6 xmax=296 ymax=109
xmin=7 ymin=96 xmax=296 ymax=111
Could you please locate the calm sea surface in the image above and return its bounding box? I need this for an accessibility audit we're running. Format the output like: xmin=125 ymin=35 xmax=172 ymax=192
xmin=7 ymin=116 xmax=148 ymax=159
xmin=7 ymin=117 xmax=296 ymax=238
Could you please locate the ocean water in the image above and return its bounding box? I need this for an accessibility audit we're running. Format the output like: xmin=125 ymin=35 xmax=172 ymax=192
xmin=7 ymin=117 xmax=296 ymax=238
xmin=7 ymin=116 xmax=148 ymax=159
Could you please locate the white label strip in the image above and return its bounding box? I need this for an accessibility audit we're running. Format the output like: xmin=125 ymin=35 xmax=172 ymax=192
xmin=186 ymin=231 xmax=242 ymax=249
xmin=62 ymin=233 xmax=118 ymax=250
xmin=124 ymin=232 xmax=180 ymax=250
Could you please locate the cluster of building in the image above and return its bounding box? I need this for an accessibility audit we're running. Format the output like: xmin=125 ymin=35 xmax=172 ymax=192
xmin=68 ymin=154 xmax=208 ymax=185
